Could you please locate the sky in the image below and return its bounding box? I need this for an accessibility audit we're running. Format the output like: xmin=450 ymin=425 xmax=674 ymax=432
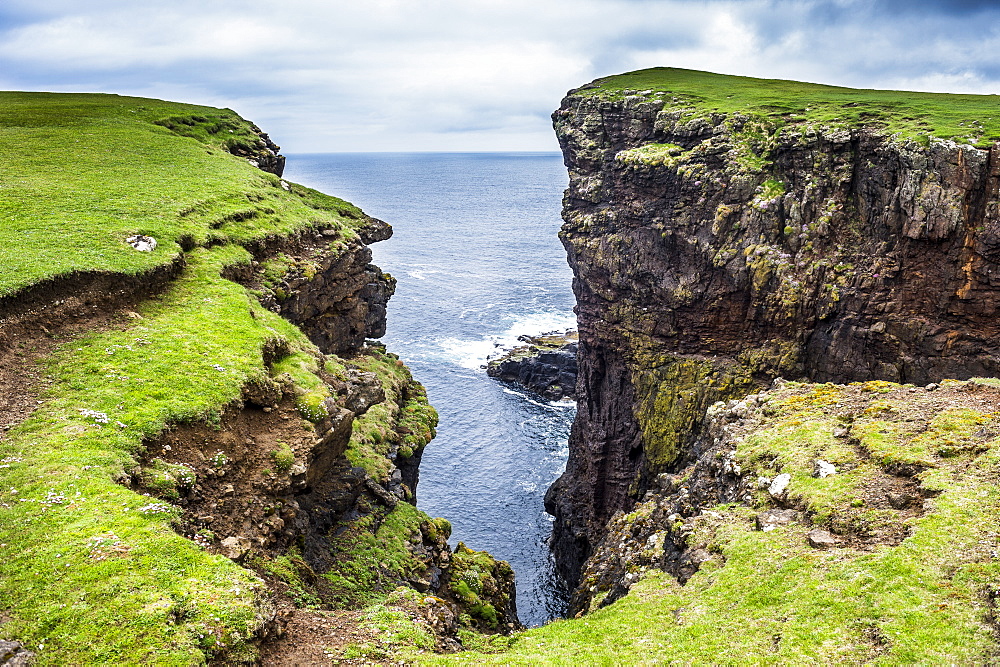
xmin=2 ymin=0 xmax=1000 ymax=152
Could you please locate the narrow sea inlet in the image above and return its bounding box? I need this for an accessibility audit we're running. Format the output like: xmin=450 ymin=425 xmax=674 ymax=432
xmin=284 ymin=152 xmax=575 ymax=626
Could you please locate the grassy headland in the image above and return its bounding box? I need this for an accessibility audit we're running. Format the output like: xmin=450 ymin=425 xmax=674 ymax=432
xmin=0 ymin=92 xmax=455 ymax=663
xmin=573 ymin=67 xmax=1000 ymax=147
xmin=0 ymin=92 xmax=368 ymax=297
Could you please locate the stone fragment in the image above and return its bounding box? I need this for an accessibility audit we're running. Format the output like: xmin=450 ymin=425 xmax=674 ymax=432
xmin=814 ymin=460 xmax=837 ymax=478
xmin=807 ymin=529 xmax=840 ymax=549
xmin=0 ymin=640 xmax=34 ymax=666
xmin=833 ymin=426 xmax=850 ymax=438
xmin=886 ymin=491 xmax=919 ymax=509
xmin=755 ymin=508 xmax=800 ymax=532
xmin=220 ymin=536 xmax=251 ymax=561
xmin=125 ymin=234 xmax=157 ymax=252
xmin=925 ymin=383 xmax=939 ymax=391
xmin=364 ymin=476 xmax=399 ymax=508
xmin=768 ymin=473 xmax=791 ymax=499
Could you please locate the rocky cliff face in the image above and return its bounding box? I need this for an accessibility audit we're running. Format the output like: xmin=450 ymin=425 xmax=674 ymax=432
xmin=137 ymin=215 xmax=521 ymax=646
xmin=546 ymin=77 xmax=1000 ymax=588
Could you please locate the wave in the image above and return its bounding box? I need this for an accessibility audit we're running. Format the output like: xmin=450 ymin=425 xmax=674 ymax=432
xmin=437 ymin=311 xmax=577 ymax=370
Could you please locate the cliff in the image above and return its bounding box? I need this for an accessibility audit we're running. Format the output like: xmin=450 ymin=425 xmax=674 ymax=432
xmin=0 ymin=93 xmax=515 ymax=664
xmin=428 ymin=69 xmax=1000 ymax=664
xmin=545 ymin=68 xmax=1000 ymax=587
xmin=454 ymin=376 xmax=1000 ymax=663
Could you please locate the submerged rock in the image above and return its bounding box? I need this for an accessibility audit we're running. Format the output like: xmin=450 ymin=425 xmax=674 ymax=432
xmin=486 ymin=331 xmax=578 ymax=401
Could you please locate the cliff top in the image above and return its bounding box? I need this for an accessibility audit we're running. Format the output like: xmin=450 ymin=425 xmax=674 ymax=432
xmin=573 ymin=67 xmax=1000 ymax=147
xmin=0 ymin=92 xmax=409 ymax=663
xmin=454 ymin=378 xmax=1000 ymax=663
xmin=0 ymin=91 xmax=367 ymax=298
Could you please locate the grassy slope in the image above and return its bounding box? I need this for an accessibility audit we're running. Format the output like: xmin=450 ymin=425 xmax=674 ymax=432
xmin=575 ymin=67 xmax=1000 ymax=147
xmin=0 ymin=92 xmax=367 ymax=297
xmin=434 ymin=380 xmax=1000 ymax=664
xmin=0 ymin=93 xmax=380 ymax=663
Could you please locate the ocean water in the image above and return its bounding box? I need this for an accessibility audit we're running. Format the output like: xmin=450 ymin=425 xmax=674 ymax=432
xmin=283 ymin=152 xmax=575 ymax=626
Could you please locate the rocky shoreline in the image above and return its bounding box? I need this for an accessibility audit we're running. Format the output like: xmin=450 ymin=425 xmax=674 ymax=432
xmin=485 ymin=330 xmax=578 ymax=401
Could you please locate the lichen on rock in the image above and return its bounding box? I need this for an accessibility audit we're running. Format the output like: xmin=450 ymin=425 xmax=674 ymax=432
xmin=547 ymin=67 xmax=1000 ymax=592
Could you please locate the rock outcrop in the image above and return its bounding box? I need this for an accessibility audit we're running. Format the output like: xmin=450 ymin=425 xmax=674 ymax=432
xmin=132 ymin=217 xmax=521 ymax=645
xmin=486 ymin=331 xmax=578 ymax=401
xmin=546 ymin=69 xmax=1000 ymax=588
xmin=0 ymin=93 xmax=518 ymax=664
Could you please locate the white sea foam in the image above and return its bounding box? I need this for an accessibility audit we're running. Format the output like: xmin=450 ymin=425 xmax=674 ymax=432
xmin=439 ymin=337 xmax=503 ymax=369
xmin=437 ymin=311 xmax=577 ymax=370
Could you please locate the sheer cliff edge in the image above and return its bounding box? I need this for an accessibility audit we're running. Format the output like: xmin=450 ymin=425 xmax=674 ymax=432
xmin=546 ymin=68 xmax=1000 ymax=587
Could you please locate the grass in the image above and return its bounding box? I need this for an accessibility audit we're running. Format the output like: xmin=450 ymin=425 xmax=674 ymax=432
xmin=0 ymin=91 xmax=368 ymax=298
xmin=0 ymin=247 xmax=291 ymax=663
xmin=324 ymin=499 xmax=433 ymax=607
xmin=413 ymin=380 xmax=1000 ymax=664
xmin=0 ymin=92 xmax=392 ymax=663
xmin=576 ymin=67 xmax=1000 ymax=147
xmin=346 ymin=347 xmax=438 ymax=482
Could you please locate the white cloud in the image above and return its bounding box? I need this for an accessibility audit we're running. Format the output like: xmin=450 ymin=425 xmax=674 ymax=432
xmin=3 ymin=0 xmax=1000 ymax=150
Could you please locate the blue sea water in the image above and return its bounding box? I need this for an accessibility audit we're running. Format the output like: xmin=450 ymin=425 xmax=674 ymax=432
xmin=283 ymin=152 xmax=575 ymax=626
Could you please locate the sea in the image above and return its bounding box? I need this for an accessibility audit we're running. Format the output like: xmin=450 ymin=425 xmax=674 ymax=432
xmin=283 ymin=152 xmax=575 ymax=626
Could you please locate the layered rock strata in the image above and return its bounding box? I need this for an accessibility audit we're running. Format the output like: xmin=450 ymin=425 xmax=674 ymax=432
xmin=546 ymin=76 xmax=1000 ymax=587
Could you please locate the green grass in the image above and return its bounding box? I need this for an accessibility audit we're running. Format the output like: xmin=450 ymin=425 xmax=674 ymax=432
xmin=0 ymin=92 xmax=383 ymax=663
xmin=346 ymin=347 xmax=438 ymax=482
xmin=419 ymin=381 xmax=1000 ymax=664
xmin=576 ymin=67 xmax=1000 ymax=147
xmin=0 ymin=91 xmax=367 ymax=298
xmin=0 ymin=247 xmax=297 ymax=663
xmin=324 ymin=500 xmax=433 ymax=607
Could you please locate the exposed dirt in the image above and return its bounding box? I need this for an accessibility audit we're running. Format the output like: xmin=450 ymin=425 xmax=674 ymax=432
xmin=258 ymin=605 xmax=368 ymax=666
xmin=258 ymin=594 xmax=450 ymax=666
xmin=131 ymin=396 xmax=328 ymax=557
xmin=0 ymin=266 xmax=178 ymax=440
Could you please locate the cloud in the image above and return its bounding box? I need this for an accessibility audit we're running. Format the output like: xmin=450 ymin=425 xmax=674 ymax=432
xmin=2 ymin=0 xmax=1000 ymax=151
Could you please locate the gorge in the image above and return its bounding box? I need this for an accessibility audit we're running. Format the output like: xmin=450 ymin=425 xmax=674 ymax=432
xmin=6 ymin=67 xmax=1000 ymax=663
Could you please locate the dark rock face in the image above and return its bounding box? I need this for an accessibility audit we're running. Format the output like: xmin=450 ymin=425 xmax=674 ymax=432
xmin=231 ymin=123 xmax=286 ymax=177
xmin=277 ymin=243 xmax=396 ymax=355
xmin=547 ymin=89 xmax=1000 ymax=588
xmin=225 ymin=224 xmax=397 ymax=357
xmin=567 ymin=392 xmax=754 ymax=614
xmin=486 ymin=332 xmax=578 ymax=401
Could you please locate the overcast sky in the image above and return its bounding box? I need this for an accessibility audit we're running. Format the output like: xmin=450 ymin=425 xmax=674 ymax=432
xmin=2 ymin=0 xmax=1000 ymax=152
